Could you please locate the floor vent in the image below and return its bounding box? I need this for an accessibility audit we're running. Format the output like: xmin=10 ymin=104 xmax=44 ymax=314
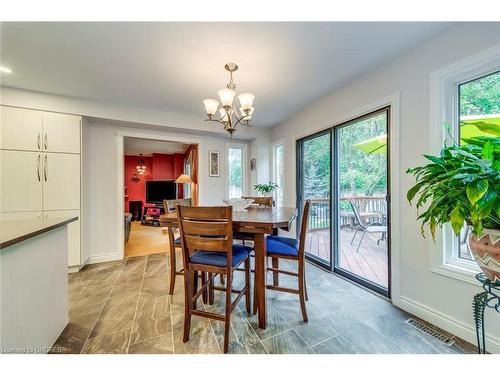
xmin=405 ymin=318 xmax=456 ymax=346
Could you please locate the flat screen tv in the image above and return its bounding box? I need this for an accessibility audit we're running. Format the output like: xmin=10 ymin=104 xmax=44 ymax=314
xmin=146 ymin=180 xmax=177 ymax=204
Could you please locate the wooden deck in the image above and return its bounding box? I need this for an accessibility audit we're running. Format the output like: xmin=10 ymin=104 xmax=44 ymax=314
xmin=304 ymin=228 xmax=388 ymax=288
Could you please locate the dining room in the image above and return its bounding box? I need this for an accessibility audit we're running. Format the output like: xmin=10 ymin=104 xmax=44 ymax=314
xmin=1 ymin=14 xmax=499 ymax=367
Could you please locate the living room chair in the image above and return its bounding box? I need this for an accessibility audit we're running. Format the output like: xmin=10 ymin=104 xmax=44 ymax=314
xmin=177 ymin=205 xmax=252 ymax=353
xmin=265 ymin=199 xmax=311 ymax=322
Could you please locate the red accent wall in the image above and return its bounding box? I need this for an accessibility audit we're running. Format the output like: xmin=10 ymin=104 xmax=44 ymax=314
xmin=152 ymin=153 xmax=174 ymax=180
xmin=124 ymin=153 xmax=186 ymax=212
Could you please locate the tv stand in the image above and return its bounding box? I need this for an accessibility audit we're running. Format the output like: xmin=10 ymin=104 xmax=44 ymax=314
xmin=141 ymin=204 xmax=165 ymax=226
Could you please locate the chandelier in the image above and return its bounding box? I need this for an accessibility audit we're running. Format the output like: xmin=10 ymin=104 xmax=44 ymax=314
xmin=136 ymin=153 xmax=146 ymax=175
xmin=203 ymin=63 xmax=255 ymax=136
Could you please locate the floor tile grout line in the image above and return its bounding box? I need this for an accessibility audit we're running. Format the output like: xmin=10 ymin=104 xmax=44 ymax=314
xmin=125 ymin=261 xmax=148 ymax=353
xmin=242 ymin=311 xmax=269 ymax=354
xmin=79 ymin=260 xmax=126 ymax=353
xmin=169 ymin=292 xmax=176 ymax=354
xmin=204 ymin=292 xmax=223 ymax=354
xmin=259 ymin=327 xmax=293 ymax=343
xmin=69 ymin=264 xmax=103 ymax=306
xmin=308 ymin=332 xmax=340 ymax=348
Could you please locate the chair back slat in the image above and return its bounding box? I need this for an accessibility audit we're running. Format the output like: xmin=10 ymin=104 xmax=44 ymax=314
xmin=242 ymin=196 xmax=273 ymax=207
xmin=184 ymin=236 xmax=229 ymax=252
xmin=182 ymin=220 xmax=228 ymax=236
xmin=178 ymin=205 xmax=230 ymax=220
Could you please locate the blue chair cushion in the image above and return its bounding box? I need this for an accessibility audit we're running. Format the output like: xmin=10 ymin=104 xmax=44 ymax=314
xmin=266 ymin=235 xmax=299 ymax=257
xmin=190 ymin=244 xmax=252 ymax=267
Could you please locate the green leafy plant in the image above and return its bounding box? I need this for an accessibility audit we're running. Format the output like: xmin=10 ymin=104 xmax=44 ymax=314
xmin=254 ymin=182 xmax=279 ymax=194
xmin=406 ymin=132 xmax=500 ymax=240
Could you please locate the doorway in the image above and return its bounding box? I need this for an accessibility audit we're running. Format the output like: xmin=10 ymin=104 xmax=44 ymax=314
xmin=123 ymin=137 xmax=194 ymax=257
xmin=297 ymin=107 xmax=391 ymax=297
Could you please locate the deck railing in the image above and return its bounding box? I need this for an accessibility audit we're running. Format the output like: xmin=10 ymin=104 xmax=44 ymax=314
xmin=308 ymin=198 xmax=330 ymax=230
xmin=307 ymin=196 xmax=386 ymax=230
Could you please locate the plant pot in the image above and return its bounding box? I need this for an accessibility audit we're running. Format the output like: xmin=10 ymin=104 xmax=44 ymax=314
xmin=468 ymin=228 xmax=500 ymax=283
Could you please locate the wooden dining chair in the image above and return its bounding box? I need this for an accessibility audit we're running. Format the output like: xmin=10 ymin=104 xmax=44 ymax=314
xmin=265 ymin=199 xmax=310 ymax=322
xmin=164 ymin=198 xmax=192 ymax=295
xmin=177 ymin=205 xmax=252 ymax=353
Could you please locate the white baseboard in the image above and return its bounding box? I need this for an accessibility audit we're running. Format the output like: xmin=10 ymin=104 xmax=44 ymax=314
xmin=89 ymin=252 xmax=122 ymax=264
xmin=397 ymin=295 xmax=500 ymax=354
xmin=68 ymin=265 xmax=81 ymax=273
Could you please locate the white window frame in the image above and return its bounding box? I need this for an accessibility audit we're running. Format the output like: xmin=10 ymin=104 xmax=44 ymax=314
xmin=226 ymin=143 xmax=247 ymax=199
xmin=272 ymin=140 xmax=285 ymax=207
xmin=429 ymin=44 xmax=500 ymax=284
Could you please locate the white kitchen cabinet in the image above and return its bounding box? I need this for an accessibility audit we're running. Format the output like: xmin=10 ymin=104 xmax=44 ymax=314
xmin=42 ymin=153 xmax=80 ymax=211
xmin=1 ymin=106 xmax=83 ymax=270
xmin=0 ymin=211 xmax=42 ymax=220
xmin=44 ymin=210 xmax=81 ymax=267
xmin=0 ymin=150 xmax=43 ymax=212
xmin=43 ymin=112 xmax=81 ymax=154
xmin=0 ymin=106 xmax=43 ymax=151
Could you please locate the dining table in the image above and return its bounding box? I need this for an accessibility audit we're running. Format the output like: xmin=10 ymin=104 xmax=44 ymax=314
xmin=159 ymin=205 xmax=298 ymax=329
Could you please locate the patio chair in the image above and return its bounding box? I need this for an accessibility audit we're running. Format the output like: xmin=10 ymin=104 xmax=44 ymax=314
xmin=349 ymin=201 xmax=387 ymax=253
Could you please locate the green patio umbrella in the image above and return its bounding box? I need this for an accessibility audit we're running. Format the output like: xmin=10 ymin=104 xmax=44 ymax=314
xmin=460 ymin=116 xmax=500 ymax=141
xmin=353 ymin=134 xmax=387 ymax=155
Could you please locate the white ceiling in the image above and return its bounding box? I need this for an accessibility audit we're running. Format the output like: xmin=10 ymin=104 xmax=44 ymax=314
xmin=0 ymin=22 xmax=453 ymax=127
xmin=124 ymin=137 xmax=189 ymax=156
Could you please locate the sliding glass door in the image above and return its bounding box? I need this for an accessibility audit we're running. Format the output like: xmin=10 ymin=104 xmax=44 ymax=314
xmin=334 ymin=108 xmax=390 ymax=295
xmin=297 ymin=131 xmax=332 ymax=267
xmin=297 ymin=107 xmax=390 ymax=296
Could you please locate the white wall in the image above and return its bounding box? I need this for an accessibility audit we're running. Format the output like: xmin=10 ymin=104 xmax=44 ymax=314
xmin=271 ymin=23 xmax=500 ymax=352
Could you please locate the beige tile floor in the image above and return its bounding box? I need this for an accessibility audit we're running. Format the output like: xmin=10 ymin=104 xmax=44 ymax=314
xmin=51 ymin=250 xmax=476 ymax=354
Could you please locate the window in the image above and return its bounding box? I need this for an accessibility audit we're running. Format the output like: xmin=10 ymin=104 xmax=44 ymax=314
xmin=183 ymin=161 xmax=191 ymax=199
xmin=430 ymin=48 xmax=499 ymax=281
xmin=228 ymin=145 xmax=244 ymax=199
xmin=457 ymin=70 xmax=500 ymax=261
xmin=273 ymin=143 xmax=284 ymax=207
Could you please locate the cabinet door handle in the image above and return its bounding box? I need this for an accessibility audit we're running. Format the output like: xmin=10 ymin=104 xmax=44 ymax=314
xmin=44 ymin=155 xmax=48 ymax=182
xmin=37 ymin=154 xmax=41 ymax=182
xmin=44 ymin=133 xmax=48 ymax=150
xmin=37 ymin=133 xmax=41 ymax=150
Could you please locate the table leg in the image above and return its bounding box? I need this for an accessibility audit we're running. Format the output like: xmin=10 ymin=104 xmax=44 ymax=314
xmin=254 ymin=233 xmax=267 ymax=329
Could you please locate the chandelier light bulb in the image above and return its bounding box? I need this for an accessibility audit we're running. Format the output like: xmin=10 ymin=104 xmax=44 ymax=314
xmin=240 ymin=106 xmax=254 ymax=118
xmin=203 ymin=99 xmax=219 ymax=117
xmin=238 ymin=93 xmax=255 ymax=110
xmin=218 ymin=88 xmax=235 ymax=107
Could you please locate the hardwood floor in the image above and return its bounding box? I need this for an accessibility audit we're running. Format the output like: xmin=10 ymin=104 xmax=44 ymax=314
xmin=51 ymin=252 xmax=476 ymax=354
xmin=124 ymin=221 xmax=169 ymax=257
xmin=305 ymin=228 xmax=388 ymax=288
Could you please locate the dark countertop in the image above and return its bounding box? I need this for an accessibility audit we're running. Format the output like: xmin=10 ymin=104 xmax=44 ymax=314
xmin=0 ymin=217 xmax=78 ymax=250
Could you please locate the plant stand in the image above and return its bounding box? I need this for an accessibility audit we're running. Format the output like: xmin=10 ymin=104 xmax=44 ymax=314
xmin=472 ymin=272 xmax=500 ymax=354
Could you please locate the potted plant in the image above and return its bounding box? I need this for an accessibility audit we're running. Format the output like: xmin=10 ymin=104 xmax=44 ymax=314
xmin=407 ymin=131 xmax=500 ymax=282
xmin=254 ymin=182 xmax=279 ymax=197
